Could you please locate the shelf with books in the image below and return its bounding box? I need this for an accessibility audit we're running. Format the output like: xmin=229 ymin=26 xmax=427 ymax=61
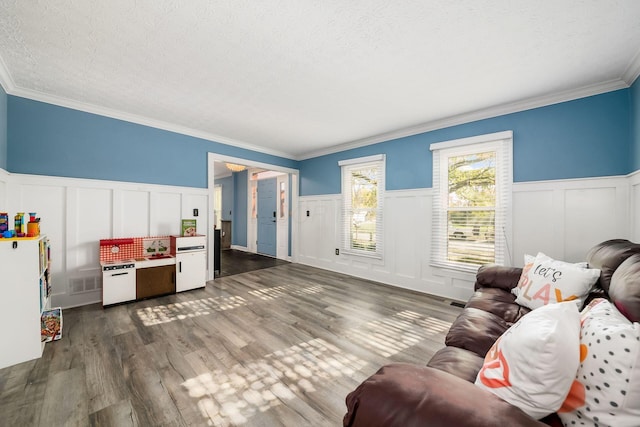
xmin=0 ymin=235 xmax=54 ymax=369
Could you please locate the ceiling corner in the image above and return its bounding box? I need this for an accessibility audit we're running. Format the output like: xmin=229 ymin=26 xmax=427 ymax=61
xmin=0 ymin=53 xmax=15 ymax=93
xmin=622 ymin=47 xmax=640 ymax=86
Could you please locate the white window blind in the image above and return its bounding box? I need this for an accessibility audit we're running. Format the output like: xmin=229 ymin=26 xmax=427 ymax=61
xmin=430 ymin=132 xmax=512 ymax=272
xmin=339 ymin=154 xmax=385 ymax=259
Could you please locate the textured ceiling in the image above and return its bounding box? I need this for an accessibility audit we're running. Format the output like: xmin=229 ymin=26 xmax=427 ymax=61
xmin=1 ymin=1 xmax=640 ymax=160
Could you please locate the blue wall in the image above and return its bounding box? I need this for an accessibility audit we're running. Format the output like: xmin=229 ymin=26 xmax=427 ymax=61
xmin=217 ymin=175 xmax=234 ymax=221
xmin=233 ymin=170 xmax=248 ymax=246
xmin=632 ymin=78 xmax=640 ymax=171
xmin=0 ymin=85 xmax=7 ymax=170
xmin=7 ymin=96 xmax=297 ymax=188
xmin=5 ymin=86 xmax=637 ymax=196
xmin=300 ymin=89 xmax=633 ymax=196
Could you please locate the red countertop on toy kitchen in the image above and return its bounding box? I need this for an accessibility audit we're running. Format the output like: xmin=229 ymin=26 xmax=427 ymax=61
xmin=99 ymin=236 xmax=171 ymax=263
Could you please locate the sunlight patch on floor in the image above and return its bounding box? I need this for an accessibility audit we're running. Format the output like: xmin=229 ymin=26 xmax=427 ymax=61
xmin=181 ymin=338 xmax=367 ymax=426
xmin=248 ymin=284 xmax=324 ymax=301
xmin=136 ymin=296 xmax=248 ymax=326
xmin=344 ymin=310 xmax=452 ymax=357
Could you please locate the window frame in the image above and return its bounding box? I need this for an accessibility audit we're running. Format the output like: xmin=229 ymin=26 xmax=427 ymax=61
xmin=339 ymin=154 xmax=385 ymax=259
xmin=430 ymin=131 xmax=513 ymax=273
xmin=213 ymin=184 xmax=222 ymax=230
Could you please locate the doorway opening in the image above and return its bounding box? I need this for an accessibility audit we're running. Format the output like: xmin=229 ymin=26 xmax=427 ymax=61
xmin=207 ymin=154 xmax=299 ymax=280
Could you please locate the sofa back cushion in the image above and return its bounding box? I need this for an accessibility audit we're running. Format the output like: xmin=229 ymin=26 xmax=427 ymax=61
xmin=445 ymin=287 xmax=530 ymax=358
xmin=586 ymin=239 xmax=640 ymax=292
xmin=475 ymin=264 xmax=524 ymax=292
xmin=608 ymin=253 xmax=640 ymax=322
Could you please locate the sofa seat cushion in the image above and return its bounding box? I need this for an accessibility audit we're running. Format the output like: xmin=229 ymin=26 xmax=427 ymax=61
xmin=427 ymin=346 xmax=484 ymax=382
xmin=343 ymin=363 xmax=547 ymax=427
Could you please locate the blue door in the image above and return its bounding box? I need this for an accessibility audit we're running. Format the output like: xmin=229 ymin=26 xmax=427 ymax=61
xmin=257 ymin=178 xmax=277 ymax=257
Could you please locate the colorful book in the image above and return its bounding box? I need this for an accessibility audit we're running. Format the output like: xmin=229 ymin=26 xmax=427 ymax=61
xmin=41 ymin=307 xmax=62 ymax=342
xmin=181 ymin=219 xmax=197 ymax=236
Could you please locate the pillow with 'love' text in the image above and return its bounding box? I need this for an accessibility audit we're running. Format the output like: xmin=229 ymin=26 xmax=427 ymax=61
xmin=512 ymin=252 xmax=599 ymax=310
xmin=475 ymin=301 xmax=581 ymax=419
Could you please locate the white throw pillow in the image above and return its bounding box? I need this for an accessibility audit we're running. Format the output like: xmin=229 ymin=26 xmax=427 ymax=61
xmin=474 ymin=301 xmax=581 ymax=419
xmin=512 ymin=252 xmax=599 ymax=310
xmin=558 ymin=299 xmax=640 ymax=426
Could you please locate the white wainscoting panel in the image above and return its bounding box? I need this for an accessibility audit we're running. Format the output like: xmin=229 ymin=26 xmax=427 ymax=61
xmin=513 ymin=177 xmax=630 ymax=264
xmin=180 ymin=193 xmax=209 ymax=236
xmin=116 ymin=189 xmax=149 ymax=237
xmin=512 ymin=189 xmax=557 ymax=262
xmin=298 ymin=175 xmax=633 ymax=302
xmin=298 ymin=195 xmax=338 ymax=266
xmin=564 ymin=187 xmax=619 ymax=260
xmin=2 ymin=171 xmax=208 ymax=308
xmin=631 ymin=171 xmax=640 ymax=242
xmin=150 ymin=192 xmax=182 ymax=236
xmin=0 ymin=168 xmax=8 ymax=207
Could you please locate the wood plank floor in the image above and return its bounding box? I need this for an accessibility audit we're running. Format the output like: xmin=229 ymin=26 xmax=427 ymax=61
xmin=216 ymin=250 xmax=290 ymax=278
xmin=0 ymin=264 xmax=463 ymax=427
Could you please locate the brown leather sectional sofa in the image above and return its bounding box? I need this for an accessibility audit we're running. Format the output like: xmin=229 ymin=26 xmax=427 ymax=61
xmin=343 ymin=239 xmax=640 ymax=427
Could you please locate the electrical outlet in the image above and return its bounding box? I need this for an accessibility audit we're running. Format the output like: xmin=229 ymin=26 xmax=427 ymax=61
xmin=306 ymin=210 xmax=310 ymax=217
xmin=335 ymin=248 xmax=339 ymax=255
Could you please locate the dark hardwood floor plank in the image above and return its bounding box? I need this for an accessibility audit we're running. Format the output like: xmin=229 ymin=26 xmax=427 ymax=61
xmin=38 ymin=366 xmax=88 ymax=426
xmin=113 ymin=330 xmax=184 ymax=426
xmin=88 ymin=399 xmax=137 ymax=427
xmin=46 ymin=306 xmax=86 ymax=375
xmin=83 ymin=306 xmax=130 ymax=415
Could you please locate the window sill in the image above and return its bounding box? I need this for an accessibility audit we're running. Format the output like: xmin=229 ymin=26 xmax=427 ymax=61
xmin=342 ymin=250 xmax=383 ymax=261
xmin=430 ymin=262 xmax=479 ymax=280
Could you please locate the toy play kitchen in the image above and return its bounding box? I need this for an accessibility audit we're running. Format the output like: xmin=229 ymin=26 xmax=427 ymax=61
xmin=100 ymin=234 xmax=206 ymax=306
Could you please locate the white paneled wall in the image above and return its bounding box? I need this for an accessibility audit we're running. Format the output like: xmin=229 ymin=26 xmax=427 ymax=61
xmin=0 ymin=169 xmax=8 ymax=208
xmin=1 ymin=167 xmax=637 ymax=307
xmin=632 ymin=171 xmax=640 ymax=242
xmin=1 ymin=170 xmax=208 ymax=308
xmin=298 ymin=175 xmax=634 ymax=302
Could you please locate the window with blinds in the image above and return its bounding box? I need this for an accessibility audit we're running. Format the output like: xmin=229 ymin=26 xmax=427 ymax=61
xmin=339 ymin=154 xmax=385 ymax=259
xmin=430 ymin=132 xmax=512 ymax=272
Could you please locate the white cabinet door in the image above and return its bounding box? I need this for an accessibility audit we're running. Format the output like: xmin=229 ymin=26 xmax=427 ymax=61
xmin=176 ymin=251 xmax=206 ymax=292
xmin=102 ymin=269 xmax=136 ymax=306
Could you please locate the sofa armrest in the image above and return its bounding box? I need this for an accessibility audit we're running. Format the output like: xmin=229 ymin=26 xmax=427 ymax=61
xmin=344 ymin=363 xmax=546 ymax=427
xmin=474 ymin=264 xmax=523 ymax=292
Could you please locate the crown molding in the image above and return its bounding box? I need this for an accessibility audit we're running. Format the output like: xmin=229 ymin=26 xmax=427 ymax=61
xmin=622 ymin=47 xmax=640 ymax=86
xmin=296 ymin=79 xmax=630 ymax=160
xmin=0 ymin=54 xmax=16 ymax=93
xmin=2 ymin=50 xmax=634 ymax=164
xmin=3 ymin=79 xmax=297 ymax=161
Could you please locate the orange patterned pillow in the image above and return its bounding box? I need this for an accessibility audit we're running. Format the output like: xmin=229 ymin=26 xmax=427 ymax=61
xmin=475 ymin=301 xmax=581 ymax=419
